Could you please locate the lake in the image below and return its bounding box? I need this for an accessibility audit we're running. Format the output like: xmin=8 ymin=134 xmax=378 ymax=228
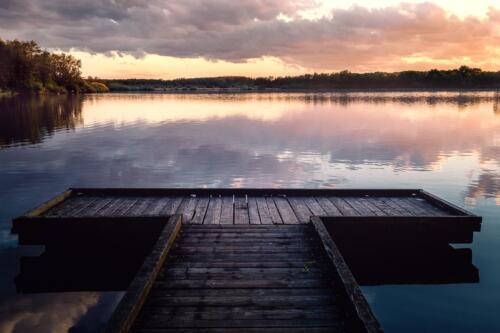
xmin=0 ymin=92 xmax=499 ymax=332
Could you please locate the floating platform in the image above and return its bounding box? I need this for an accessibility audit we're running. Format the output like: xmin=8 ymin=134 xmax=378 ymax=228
xmin=11 ymin=188 xmax=482 ymax=333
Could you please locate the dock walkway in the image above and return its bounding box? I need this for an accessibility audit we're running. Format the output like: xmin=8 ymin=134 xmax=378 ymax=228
xmin=34 ymin=188 xmax=477 ymax=225
xmin=131 ymin=224 xmax=347 ymax=332
xmin=11 ymin=188 xmax=482 ymax=333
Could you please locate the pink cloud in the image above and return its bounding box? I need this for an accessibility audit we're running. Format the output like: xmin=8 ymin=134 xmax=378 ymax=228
xmin=0 ymin=1 xmax=499 ymax=71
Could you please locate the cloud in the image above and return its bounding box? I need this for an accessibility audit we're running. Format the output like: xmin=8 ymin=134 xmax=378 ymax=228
xmin=0 ymin=1 xmax=500 ymax=70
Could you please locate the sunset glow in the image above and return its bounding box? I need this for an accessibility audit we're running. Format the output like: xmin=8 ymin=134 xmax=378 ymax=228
xmin=1 ymin=1 xmax=499 ymax=78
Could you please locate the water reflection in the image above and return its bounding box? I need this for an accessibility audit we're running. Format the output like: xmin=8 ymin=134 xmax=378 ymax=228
xmin=335 ymin=241 xmax=478 ymax=286
xmin=0 ymin=92 xmax=499 ymax=332
xmin=0 ymin=95 xmax=83 ymax=148
xmin=0 ymin=246 xmax=122 ymax=333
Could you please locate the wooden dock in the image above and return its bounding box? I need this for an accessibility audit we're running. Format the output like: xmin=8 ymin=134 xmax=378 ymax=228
xmin=11 ymin=188 xmax=482 ymax=333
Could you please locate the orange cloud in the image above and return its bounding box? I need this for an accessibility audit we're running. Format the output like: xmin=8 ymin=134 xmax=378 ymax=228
xmin=0 ymin=1 xmax=499 ymax=73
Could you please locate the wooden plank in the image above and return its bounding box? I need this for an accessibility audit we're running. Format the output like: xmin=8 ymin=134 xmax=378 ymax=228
xmin=155 ymin=278 xmax=329 ymax=289
xmin=406 ymin=197 xmax=446 ymax=216
xmin=145 ymin=294 xmax=336 ymax=308
xmin=384 ymin=197 xmax=415 ymax=215
xmin=138 ymin=306 xmax=338 ymax=322
xmin=342 ymin=197 xmax=371 ymax=216
xmin=111 ymin=198 xmax=139 ymax=216
xmin=176 ymin=197 xmax=199 ymax=222
xmin=151 ymin=288 xmax=331 ymax=297
xmin=288 ymin=197 xmax=312 ymax=223
xmin=96 ymin=197 xmax=126 ymax=216
xmin=137 ymin=308 xmax=339 ymax=330
xmin=388 ymin=197 xmax=418 ymax=216
xmin=358 ymin=197 xmax=387 ymax=216
xmin=165 ymin=259 xmax=316 ymax=269
xmin=203 ymin=197 xmax=222 ymax=224
xmin=72 ymin=187 xmax=420 ymax=198
xmin=191 ymin=197 xmax=210 ymax=224
xmin=178 ymin=239 xmax=301 ymax=246
xmin=172 ymin=246 xmax=311 ymax=254
xmin=420 ymin=190 xmax=479 ymax=219
xmin=304 ymin=197 xmax=327 ymax=216
xmin=160 ymin=197 xmax=183 ymax=215
xmin=315 ymin=197 xmax=342 ymax=216
xmin=68 ymin=196 xmax=100 ymax=216
xmin=146 ymin=197 xmax=172 ymax=216
xmin=135 ymin=318 xmax=340 ymax=329
xmin=180 ymin=228 xmax=307 ymax=234
xmin=234 ymin=197 xmax=250 ymax=225
xmin=139 ymin=197 xmax=164 ymax=216
xmin=273 ymin=197 xmax=299 ymax=224
xmin=45 ymin=196 xmax=85 ymax=217
xmin=163 ymin=267 xmax=322 ymax=276
xmin=167 ymin=254 xmax=317 ymax=262
xmin=127 ymin=198 xmax=156 ymax=217
xmin=329 ymin=197 xmax=359 ymax=216
xmin=220 ymin=196 xmax=234 ymax=224
xmin=133 ymin=327 xmax=337 ymax=333
xmin=248 ymin=197 xmax=261 ymax=224
xmin=369 ymin=197 xmax=405 ymax=216
xmin=266 ymin=197 xmax=283 ymax=224
xmin=256 ymin=198 xmax=273 ymax=224
xmin=27 ymin=190 xmax=72 ymax=217
xmin=80 ymin=197 xmax=114 ymax=216
xmin=182 ymin=224 xmax=304 ymax=229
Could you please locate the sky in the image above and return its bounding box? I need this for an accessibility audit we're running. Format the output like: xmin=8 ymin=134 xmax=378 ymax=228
xmin=1 ymin=0 xmax=500 ymax=79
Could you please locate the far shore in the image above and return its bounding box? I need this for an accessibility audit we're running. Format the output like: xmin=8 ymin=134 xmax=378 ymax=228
xmin=3 ymin=87 xmax=500 ymax=97
xmin=102 ymin=87 xmax=500 ymax=94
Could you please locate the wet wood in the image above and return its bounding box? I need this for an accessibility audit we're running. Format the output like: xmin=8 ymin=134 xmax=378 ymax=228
xmin=191 ymin=197 xmax=209 ymax=224
xmin=248 ymin=197 xmax=261 ymax=225
xmin=265 ymin=197 xmax=283 ymax=224
xmin=97 ymin=198 xmax=127 ymax=216
xmin=288 ymin=197 xmax=312 ymax=223
xmin=145 ymin=198 xmax=171 ymax=216
xmin=32 ymin=188 xmax=478 ymax=227
xmin=177 ymin=197 xmax=198 ymax=222
xmin=256 ymin=198 xmax=273 ymax=224
xmin=220 ymin=196 xmax=234 ymax=224
xmin=234 ymin=197 xmax=249 ymax=225
xmin=315 ymin=197 xmax=342 ymax=216
xmin=111 ymin=198 xmax=139 ymax=216
xmin=273 ymin=197 xmax=299 ymax=224
xmin=127 ymin=198 xmax=155 ymax=217
xmin=127 ymin=224 xmax=352 ymax=333
xmin=203 ymin=197 xmax=222 ymax=224
xmin=160 ymin=197 xmax=184 ymax=216
xmin=304 ymin=197 xmax=326 ymax=216
xmin=343 ymin=197 xmax=371 ymax=216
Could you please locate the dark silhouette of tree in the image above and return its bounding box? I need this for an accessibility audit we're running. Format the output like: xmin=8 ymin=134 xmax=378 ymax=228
xmin=103 ymin=66 xmax=500 ymax=92
xmin=0 ymin=38 xmax=108 ymax=93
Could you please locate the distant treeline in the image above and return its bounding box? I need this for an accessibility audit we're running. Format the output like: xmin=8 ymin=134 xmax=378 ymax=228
xmin=0 ymin=39 xmax=108 ymax=94
xmin=105 ymin=67 xmax=500 ymax=92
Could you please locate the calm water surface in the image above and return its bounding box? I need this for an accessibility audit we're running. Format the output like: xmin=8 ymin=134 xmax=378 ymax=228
xmin=0 ymin=92 xmax=499 ymax=332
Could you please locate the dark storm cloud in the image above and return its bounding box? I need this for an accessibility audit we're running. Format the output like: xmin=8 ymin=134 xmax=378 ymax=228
xmin=0 ymin=1 xmax=500 ymax=70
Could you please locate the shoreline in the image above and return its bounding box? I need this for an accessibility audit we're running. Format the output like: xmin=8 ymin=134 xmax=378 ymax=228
xmin=107 ymin=87 xmax=500 ymax=93
xmin=105 ymin=87 xmax=500 ymax=94
xmin=4 ymin=87 xmax=500 ymax=96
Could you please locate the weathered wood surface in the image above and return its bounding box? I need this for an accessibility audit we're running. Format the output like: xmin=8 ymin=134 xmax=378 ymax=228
xmin=129 ymin=224 xmax=358 ymax=333
xmin=35 ymin=189 xmax=479 ymax=226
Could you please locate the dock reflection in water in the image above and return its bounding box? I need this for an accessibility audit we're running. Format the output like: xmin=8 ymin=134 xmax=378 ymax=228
xmin=336 ymin=241 xmax=478 ymax=286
